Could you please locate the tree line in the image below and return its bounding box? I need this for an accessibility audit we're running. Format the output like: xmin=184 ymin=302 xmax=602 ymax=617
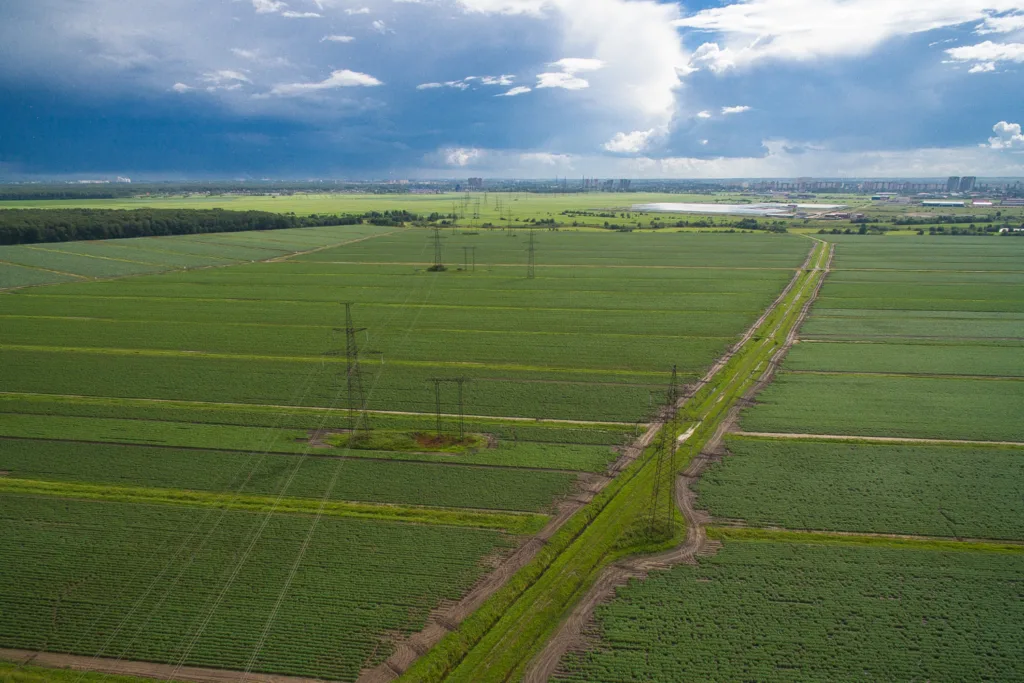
xmin=0 ymin=208 xmax=419 ymax=245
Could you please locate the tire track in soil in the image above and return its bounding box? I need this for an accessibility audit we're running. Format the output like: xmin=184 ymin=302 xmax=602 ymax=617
xmin=526 ymin=241 xmax=833 ymax=683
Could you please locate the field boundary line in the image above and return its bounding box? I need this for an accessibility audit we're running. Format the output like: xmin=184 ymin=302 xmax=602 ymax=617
xmin=0 ymin=477 xmax=547 ymax=532
xmin=12 ymin=294 xmax=771 ymax=317
xmin=268 ymin=227 xmax=407 ymax=262
xmin=0 ymin=648 xmax=316 ymax=683
xmin=785 ymin=369 xmax=1024 ymax=381
xmin=0 ymin=343 xmax=680 ymax=380
xmin=292 ymin=260 xmax=798 ymax=271
xmin=0 ymin=434 xmax=598 ymax=474
xmin=0 ymin=391 xmax=636 ymax=426
xmin=706 ymin=526 xmax=1024 ymax=552
xmin=732 ymin=431 xmax=1024 ymax=448
xmin=23 ymin=244 xmax=168 ymax=268
xmin=0 ymin=259 xmax=89 ymax=280
xmin=0 ymin=314 xmax=737 ymax=342
xmin=0 ymin=226 xmax=405 ymax=293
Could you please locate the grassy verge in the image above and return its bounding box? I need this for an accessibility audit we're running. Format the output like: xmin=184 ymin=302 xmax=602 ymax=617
xmin=707 ymin=526 xmax=1024 ymax=554
xmin=0 ymin=661 xmax=169 ymax=683
xmin=0 ymin=478 xmax=547 ymax=534
xmin=399 ymin=242 xmax=828 ymax=682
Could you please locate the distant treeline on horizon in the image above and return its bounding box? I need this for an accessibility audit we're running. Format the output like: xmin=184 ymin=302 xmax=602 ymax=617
xmin=0 ymin=208 xmax=419 ymax=245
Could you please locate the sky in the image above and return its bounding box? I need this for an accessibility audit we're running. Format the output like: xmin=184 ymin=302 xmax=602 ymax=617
xmin=1 ymin=0 xmax=1023 ymax=179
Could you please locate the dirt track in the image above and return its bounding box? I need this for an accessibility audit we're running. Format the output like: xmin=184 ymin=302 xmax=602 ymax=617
xmin=0 ymin=648 xmax=314 ymax=683
xmin=356 ymin=419 xmax=665 ymax=683
xmin=734 ymin=431 xmax=1024 ymax=447
xmin=524 ymin=240 xmax=833 ymax=683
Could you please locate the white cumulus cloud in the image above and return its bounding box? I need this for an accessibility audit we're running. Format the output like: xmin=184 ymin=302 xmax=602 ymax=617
xmin=346 ymin=7 xmax=370 ymax=14
xmin=721 ymin=105 xmax=751 ymax=115
xmin=988 ymin=121 xmax=1024 ymax=149
xmin=456 ymin=0 xmax=547 ymax=16
xmin=269 ymin=69 xmax=382 ymax=96
xmin=252 ymin=0 xmax=287 ymax=13
xmin=969 ymin=61 xmax=997 ymax=72
xmin=171 ymin=82 xmax=193 ymax=93
xmin=676 ymin=0 xmax=1024 ymax=72
xmin=603 ymin=128 xmax=657 ymax=153
xmin=976 ymin=13 xmax=1024 ymax=34
xmin=481 ymin=74 xmax=515 ymax=85
xmin=498 ymin=86 xmax=531 ymax=96
xmin=457 ymin=0 xmax=690 ymax=131
xmin=536 ymin=57 xmax=604 ymax=90
xmin=321 ymin=34 xmax=355 ymax=42
xmin=696 ymin=110 xmax=712 ymax=118
xmin=946 ymin=41 xmax=1024 ymax=69
xmin=445 ymin=147 xmax=484 ymax=166
xmin=281 ymin=10 xmax=322 ymax=17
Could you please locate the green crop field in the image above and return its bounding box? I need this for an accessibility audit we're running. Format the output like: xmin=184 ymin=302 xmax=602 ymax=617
xmin=0 ymin=496 xmax=513 ymax=681
xmin=550 ymin=234 xmax=1024 ymax=683
xmin=558 ymin=540 xmax=1024 ymax=682
xmin=0 ymin=224 xmax=395 ymax=288
xmin=699 ymin=437 xmax=1024 ymax=539
xmin=0 ymin=218 xmax=816 ymax=681
xmin=5 ymin=204 xmax=1023 ymax=683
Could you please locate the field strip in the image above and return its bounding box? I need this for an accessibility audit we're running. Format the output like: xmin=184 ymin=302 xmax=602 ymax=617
xmin=785 ymin=369 xmax=1024 ymax=381
xmin=0 ymin=314 xmax=733 ymax=341
xmin=732 ymin=431 xmax=1024 ymax=447
xmin=22 ymin=244 xmax=167 ymax=267
xmin=0 ymin=259 xmax=89 ymax=279
xmin=834 ymin=267 xmax=1024 ymax=274
xmin=11 ymin=294 xmax=767 ymax=316
xmin=0 ymin=392 xmax=636 ymax=427
xmin=0 ymin=343 xmax=672 ymax=378
xmin=0 ymin=478 xmax=548 ymax=533
xmin=0 ymin=434 xmax=595 ymax=474
xmin=0 ymin=648 xmax=320 ymax=683
xmin=267 ymin=227 xmax=409 ymax=261
xmin=0 ymin=228 xmax=406 ymax=293
xmin=706 ymin=526 xmax=1024 ymax=552
xmin=293 ymin=260 xmax=798 ymax=271
xmin=802 ymin=336 xmax=1024 ymax=343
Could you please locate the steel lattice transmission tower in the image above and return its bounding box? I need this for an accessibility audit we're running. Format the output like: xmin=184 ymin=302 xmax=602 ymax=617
xmin=526 ymin=229 xmax=536 ymax=279
xmin=429 ymin=227 xmax=446 ymax=271
xmin=667 ymin=364 xmax=680 ymax=407
xmin=428 ymin=378 xmax=469 ymax=440
xmin=342 ymin=303 xmax=370 ymax=436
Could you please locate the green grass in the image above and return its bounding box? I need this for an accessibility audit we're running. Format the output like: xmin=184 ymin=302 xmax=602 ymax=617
xmin=699 ymin=437 xmax=1024 ymax=539
xmin=0 ymin=392 xmax=631 ymax=446
xmin=0 ymin=496 xmax=513 ymax=681
xmin=785 ymin=341 xmax=1024 ymax=376
xmin=0 ymin=661 xmax=172 ymax=683
xmin=742 ymin=372 xmax=1024 ymax=441
xmin=0 ymin=438 xmax=577 ymax=515
xmin=558 ymin=541 xmax=1024 ymax=682
xmin=0 ymin=224 xmax=393 ymax=287
xmin=0 ymin=262 xmax=81 ymax=289
xmin=0 ymin=480 xmax=547 ymax=533
xmin=802 ymin=309 xmax=1024 ymax=340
